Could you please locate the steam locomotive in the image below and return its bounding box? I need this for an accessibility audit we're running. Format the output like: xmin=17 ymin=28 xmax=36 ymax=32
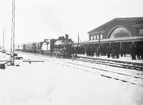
xmin=17 ymin=34 xmax=74 ymax=58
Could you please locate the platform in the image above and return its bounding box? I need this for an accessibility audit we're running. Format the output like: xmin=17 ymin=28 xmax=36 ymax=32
xmin=77 ymin=54 xmax=143 ymax=64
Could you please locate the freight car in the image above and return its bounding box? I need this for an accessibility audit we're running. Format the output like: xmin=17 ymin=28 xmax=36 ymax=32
xmin=17 ymin=34 xmax=74 ymax=58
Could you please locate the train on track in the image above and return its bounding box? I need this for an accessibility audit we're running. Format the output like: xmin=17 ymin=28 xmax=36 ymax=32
xmin=17 ymin=34 xmax=74 ymax=58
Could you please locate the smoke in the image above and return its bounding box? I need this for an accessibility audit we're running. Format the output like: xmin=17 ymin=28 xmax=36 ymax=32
xmin=40 ymin=8 xmax=64 ymax=35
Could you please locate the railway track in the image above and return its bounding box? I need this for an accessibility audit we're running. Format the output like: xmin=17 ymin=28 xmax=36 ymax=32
xmin=17 ymin=52 xmax=143 ymax=87
xmin=55 ymin=59 xmax=143 ymax=86
xmin=76 ymin=56 xmax=143 ymax=71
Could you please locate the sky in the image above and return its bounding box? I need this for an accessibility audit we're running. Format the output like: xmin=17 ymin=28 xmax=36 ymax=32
xmin=0 ymin=0 xmax=143 ymax=49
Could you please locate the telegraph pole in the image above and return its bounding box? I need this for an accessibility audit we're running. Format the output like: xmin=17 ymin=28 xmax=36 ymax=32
xmin=10 ymin=0 xmax=15 ymax=66
xmin=3 ymin=28 xmax=4 ymax=51
xmin=78 ymin=33 xmax=79 ymax=46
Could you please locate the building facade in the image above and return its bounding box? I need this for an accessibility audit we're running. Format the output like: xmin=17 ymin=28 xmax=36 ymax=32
xmin=88 ymin=17 xmax=143 ymax=41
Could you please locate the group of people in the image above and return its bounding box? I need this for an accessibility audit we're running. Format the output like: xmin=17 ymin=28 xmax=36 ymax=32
xmin=74 ymin=42 xmax=143 ymax=60
xmin=130 ymin=43 xmax=143 ymax=60
xmin=85 ymin=46 xmax=95 ymax=56
xmin=85 ymin=44 xmax=120 ymax=59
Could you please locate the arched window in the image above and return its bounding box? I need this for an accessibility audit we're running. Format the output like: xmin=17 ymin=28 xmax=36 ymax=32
xmin=110 ymin=27 xmax=131 ymax=38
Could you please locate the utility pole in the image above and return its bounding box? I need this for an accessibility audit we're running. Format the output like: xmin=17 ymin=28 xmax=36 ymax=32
xmin=78 ymin=33 xmax=79 ymax=46
xmin=10 ymin=0 xmax=15 ymax=66
xmin=3 ymin=28 xmax=4 ymax=51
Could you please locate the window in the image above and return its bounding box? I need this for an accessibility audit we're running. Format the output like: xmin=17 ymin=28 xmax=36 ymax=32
xmin=92 ymin=36 xmax=94 ymax=40
xmin=100 ymin=34 xmax=103 ymax=39
xmin=110 ymin=27 xmax=131 ymax=38
xmin=97 ymin=35 xmax=99 ymax=39
xmin=139 ymin=29 xmax=143 ymax=35
xmin=94 ymin=36 xmax=96 ymax=40
xmin=90 ymin=36 xmax=93 ymax=40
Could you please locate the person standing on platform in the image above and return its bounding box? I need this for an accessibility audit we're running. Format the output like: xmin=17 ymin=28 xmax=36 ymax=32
xmin=96 ymin=47 xmax=100 ymax=57
xmin=111 ymin=45 xmax=115 ymax=58
xmin=107 ymin=45 xmax=111 ymax=58
xmin=141 ymin=45 xmax=143 ymax=59
xmin=130 ymin=43 xmax=136 ymax=60
xmin=116 ymin=44 xmax=119 ymax=59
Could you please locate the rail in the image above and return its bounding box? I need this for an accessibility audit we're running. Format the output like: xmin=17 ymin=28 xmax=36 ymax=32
xmin=76 ymin=56 xmax=143 ymax=71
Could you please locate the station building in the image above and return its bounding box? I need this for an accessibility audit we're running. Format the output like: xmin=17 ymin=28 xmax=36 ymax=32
xmin=76 ymin=17 xmax=143 ymax=58
xmin=88 ymin=17 xmax=143 ymax=42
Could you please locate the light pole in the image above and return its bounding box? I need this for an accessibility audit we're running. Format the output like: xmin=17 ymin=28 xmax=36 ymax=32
xmin=10 ymin=0 xmax=15 ymax=66
xmin=77 ymin=33 xmax=80 ymax=47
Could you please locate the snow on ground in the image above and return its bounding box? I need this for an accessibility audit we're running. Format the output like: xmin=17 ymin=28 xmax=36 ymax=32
xmin=0 ymin=53 xmax=143 ymax=105
xmin=0 ymin=52 xmax=10 ymax=61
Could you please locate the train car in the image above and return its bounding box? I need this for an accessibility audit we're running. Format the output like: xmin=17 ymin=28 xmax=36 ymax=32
xmin=23 ymin=43 xmax=34 ymax=53
xmin=21 ymin=40 xmax=50 ymax=54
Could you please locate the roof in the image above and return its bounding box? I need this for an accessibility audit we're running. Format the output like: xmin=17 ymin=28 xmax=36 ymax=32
xmin=88 ymin=17 xmax=143 ymax=34
xmin=88 ymin=19 xmax=115 ymax=34
xmin=115 ymin=17 xmax=143 ymax=21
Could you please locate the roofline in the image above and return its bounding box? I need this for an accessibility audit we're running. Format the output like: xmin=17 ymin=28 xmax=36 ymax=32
xmin=115 ymin=17 xmax=143 ymax=20
xmin=88 ymin=17 xmax=143 ymax=34
xmin=88 ymin=18 xmax=115 ymax=34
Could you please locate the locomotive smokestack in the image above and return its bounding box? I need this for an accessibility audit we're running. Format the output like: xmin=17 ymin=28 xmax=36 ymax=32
xmin=65 ymin=34 xmax=69 ymax=39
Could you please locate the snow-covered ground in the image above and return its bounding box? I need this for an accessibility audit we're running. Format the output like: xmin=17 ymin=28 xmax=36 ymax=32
xmin=0 ymin=52 xmax=10 ymax=61
xmin=0 ymin=52 xmax=143 ymax=105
